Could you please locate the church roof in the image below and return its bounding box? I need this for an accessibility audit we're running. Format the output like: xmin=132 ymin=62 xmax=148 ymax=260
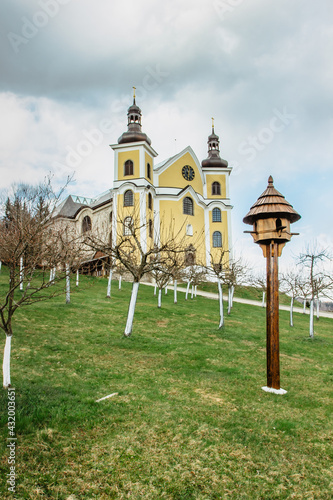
xmin=53 ymin=196 xmax=87 ymax=219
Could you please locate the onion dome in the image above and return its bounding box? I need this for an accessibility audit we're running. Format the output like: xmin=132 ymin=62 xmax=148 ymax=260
xmin=118 ymin=95 xmax=152 ymax=146
xmin=243 ymin=176 xmax=301 ymax=225
xmin=201 ymin=120 xmax=228 ymax=169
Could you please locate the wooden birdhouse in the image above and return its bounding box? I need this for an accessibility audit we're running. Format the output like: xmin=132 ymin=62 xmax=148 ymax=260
xmin=243 ymin=176 xmax=301 ymax=257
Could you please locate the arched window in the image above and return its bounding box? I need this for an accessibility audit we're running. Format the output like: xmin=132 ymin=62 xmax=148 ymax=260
xmin=124 ymin=160 xmax=134 ymax=176
xmin=149 ymin=219 xmax=153 ymax=238
xmin=124 ymin=190 xmax=134 ymax=207
xmin=147 ymin=163 xmax=151 ymax=180
xmin=212 ymin=207 xmax=221 ymax=222
xmin=212 ymin=182 xmax=221 ymax=196
xmin=183 ymin=197 xmax=194 ymax=216
xmin=213 ymin=231 xmax=222 ymax=248
xmin=82 ymin=215 xmax=92 ymax=233
xmin=123 ymin=216 xmax=133 ymax=236
xmin=148 ymin=192 xmax=153 ymax=210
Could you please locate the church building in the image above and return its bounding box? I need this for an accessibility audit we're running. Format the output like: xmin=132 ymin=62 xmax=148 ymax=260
xmin=55 ymin=95 xmax=233 ymax=274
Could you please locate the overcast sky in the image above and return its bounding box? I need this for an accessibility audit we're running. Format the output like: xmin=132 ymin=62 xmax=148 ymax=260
xmin=1 ymin=0 xmax=332 ymax=272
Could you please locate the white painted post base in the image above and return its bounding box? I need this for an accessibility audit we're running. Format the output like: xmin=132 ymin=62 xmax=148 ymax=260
xmin=262 ymin=386 xmax=287 ymax=395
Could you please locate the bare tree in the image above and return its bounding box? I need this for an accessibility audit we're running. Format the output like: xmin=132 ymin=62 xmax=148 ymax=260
xmin=206 ymin=248 xmax=229 ymax=328
xmin=298 ymin=244 xmax=333 ymax=337
xmin=0 ymin=180 xmax=84 ymax=388
xmin=222 ymin=257 xmax=248 ymax=315
xmin=251 ymin=273 xmax=267 ymax=308
xmin=280 ymin=269 xmax=304 ymax=327
xmin=87 ymin=209 xmax=186 ymax=336
xmin=183 ymin=264 xmax=206 ymax=299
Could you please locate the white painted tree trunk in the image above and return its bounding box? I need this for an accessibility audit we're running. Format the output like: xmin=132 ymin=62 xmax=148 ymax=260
xmin=76 ymin=270 xmax=79 ymax=287
xmin=303 ymin=299 xmax=306 ymax=314
xmin=290 ymin=297 xmax=294 ymax=327
xmin=316 ymin=297 xmax=320 ymax=320
xmin=185 ymin=281 xmax=190 ymax=300
xmin=124 ymin=282 xmax=140 ymax=337
xmin=154 ymin=284 xmax=157 ymax=296
xmin=309 ymin=299 xmax=314 ymax=338
xmin=227 ymin=286 xmax=231 ymax=315
xmin=194 ymin=285 xmax=197 ymax=297
xmin=107 ymin=271 xmax=113 ymax=298
xmin=262 ymin=291 xmax=265 ymax=307
xmin=0 ymin=261 xmax=2 ymax=272
xmin=165 ymin=285 xmax=168 ymax=295
xmin=19 ymin=257 xmax=24 ymax=291
xmin=191 ymin=285 xmax=194 ymax=299
xmin=174 ymin=280 xmax=177 ymax=304
xmin=119 ymin=276 xmax=122 ymax=290
xmin=66 ymin=264 xmax=70 ymax=304
xmin=217 ymin=278 xmax=224 ymax=328
xmin=158 ymin=288 xmax=162 ymax=308
xmin=231 ymin=285 xmax=234 ymax=307
xmin=3 ymin=335 xmax=12 ymax=389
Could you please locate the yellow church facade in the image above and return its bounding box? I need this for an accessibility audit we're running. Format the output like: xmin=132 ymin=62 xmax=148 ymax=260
xmin=111 ymin=97 xmax=233 ymax=268
xmin=54 ymin=96 xmax=233 ymax=273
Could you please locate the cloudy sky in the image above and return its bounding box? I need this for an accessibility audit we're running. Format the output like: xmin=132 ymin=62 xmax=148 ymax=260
xmin=1 ymin=0 xmax=332 ymax=271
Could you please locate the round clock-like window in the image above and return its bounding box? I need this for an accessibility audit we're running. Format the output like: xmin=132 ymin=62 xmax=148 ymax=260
xmin=182 ymin=165 xmax=195 ymax=181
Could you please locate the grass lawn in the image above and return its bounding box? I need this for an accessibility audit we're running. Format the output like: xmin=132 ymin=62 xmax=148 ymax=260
xmin=0 ymin=271 xmax=332 ymax=499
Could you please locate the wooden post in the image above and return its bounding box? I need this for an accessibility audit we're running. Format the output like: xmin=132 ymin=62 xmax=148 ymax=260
xmin=266 ymin=241 xmax=280 ymax=390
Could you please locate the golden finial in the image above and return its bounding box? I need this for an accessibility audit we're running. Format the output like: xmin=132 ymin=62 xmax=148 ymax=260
xmin=133 ymin=86 xmax=136 ymax=99
xmin=212 ymin=117 xmax=215 ymax=131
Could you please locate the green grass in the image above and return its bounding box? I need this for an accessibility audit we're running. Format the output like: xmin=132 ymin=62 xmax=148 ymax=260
xmin=0 ymin=270 xmax=332 ymax=499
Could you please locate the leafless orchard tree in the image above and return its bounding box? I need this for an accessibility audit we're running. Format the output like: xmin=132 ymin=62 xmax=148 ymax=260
xmin=206 ymin=248 xmax=230 ymax=328
xmin=298 ymin=244 xmax=333 ymax=337
xmin=222 ymin=257 xmax=248 ymax=315
xmin=0 ymin=180 xmax=84 ymax=389
xmin=250 ymin=273 xmax=267 ymax=308
xmin=280 ymin=269 xmax=304 ymax=327
xmin=87 ymin=209 xmax=186 ymax=336
xmin=184 ymin=264 xmax=206 ymax=299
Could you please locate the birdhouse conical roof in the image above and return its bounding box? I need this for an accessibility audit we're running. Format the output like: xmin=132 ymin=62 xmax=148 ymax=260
xmin=243 ymin=176 xmax=301 ymax=225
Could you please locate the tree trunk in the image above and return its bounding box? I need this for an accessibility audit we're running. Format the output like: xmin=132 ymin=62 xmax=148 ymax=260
xmin=0 ymin=261 xmax=2 ymax=272
xmin=3 ymin=335 xmax=12 ymax=389
xmin=194 ymin=285 xmax=197 ymax=298
xmin=227 ymin=285 xmax=231 ymax=315
xmin=303 ymin=299 xmax=306 ymax=314
xmin=158 ymin=288 xmax=162 ymax=308
xmin=107 ymin=270 xmax=112 ymax=298
xmin=174 ymin=279 xmax=177 ymax=304
xmin=290 ymin=297 xmax=294 ymax=327
xmin=154 ymin=284 xmax=157 ymax=296
xmin=185 ymin=281 xmax=190 ymax=300
xmin=262 ymin=291 xmax=265 ymax=308
xmin=76 ymin=269 xmax=79 ymax=287
xmin=309 ymin=299 xmax=314 ymax=338
xmin=124 ymin=281 xmax=139 ymax=337
xmin=165 ymin=285 xmax=168 ymax=295
xmin=316 ymin=297 xmax=320 ymax=320
xmin=191 ymin=285 xmax=194 ymax=299
xmin=119 ymin=276 xmax=122 ymax=290
xmin=20 ymin=257 xmax=24 ymax=291
xmin=66 ymin=264 xmax=70 ymax=304
xmin=217 ymin=278 xmax=224 ymax=328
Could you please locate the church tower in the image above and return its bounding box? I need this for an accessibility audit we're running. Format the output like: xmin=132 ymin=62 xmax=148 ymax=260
xmin=201 ymin=120 xmax=232 ymax=264
xmin=111 ymin=90 xmax=158 ymax=251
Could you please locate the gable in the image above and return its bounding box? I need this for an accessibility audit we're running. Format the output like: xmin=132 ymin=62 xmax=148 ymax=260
xmin=157 ymin=148 xmax=204 ymax=196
